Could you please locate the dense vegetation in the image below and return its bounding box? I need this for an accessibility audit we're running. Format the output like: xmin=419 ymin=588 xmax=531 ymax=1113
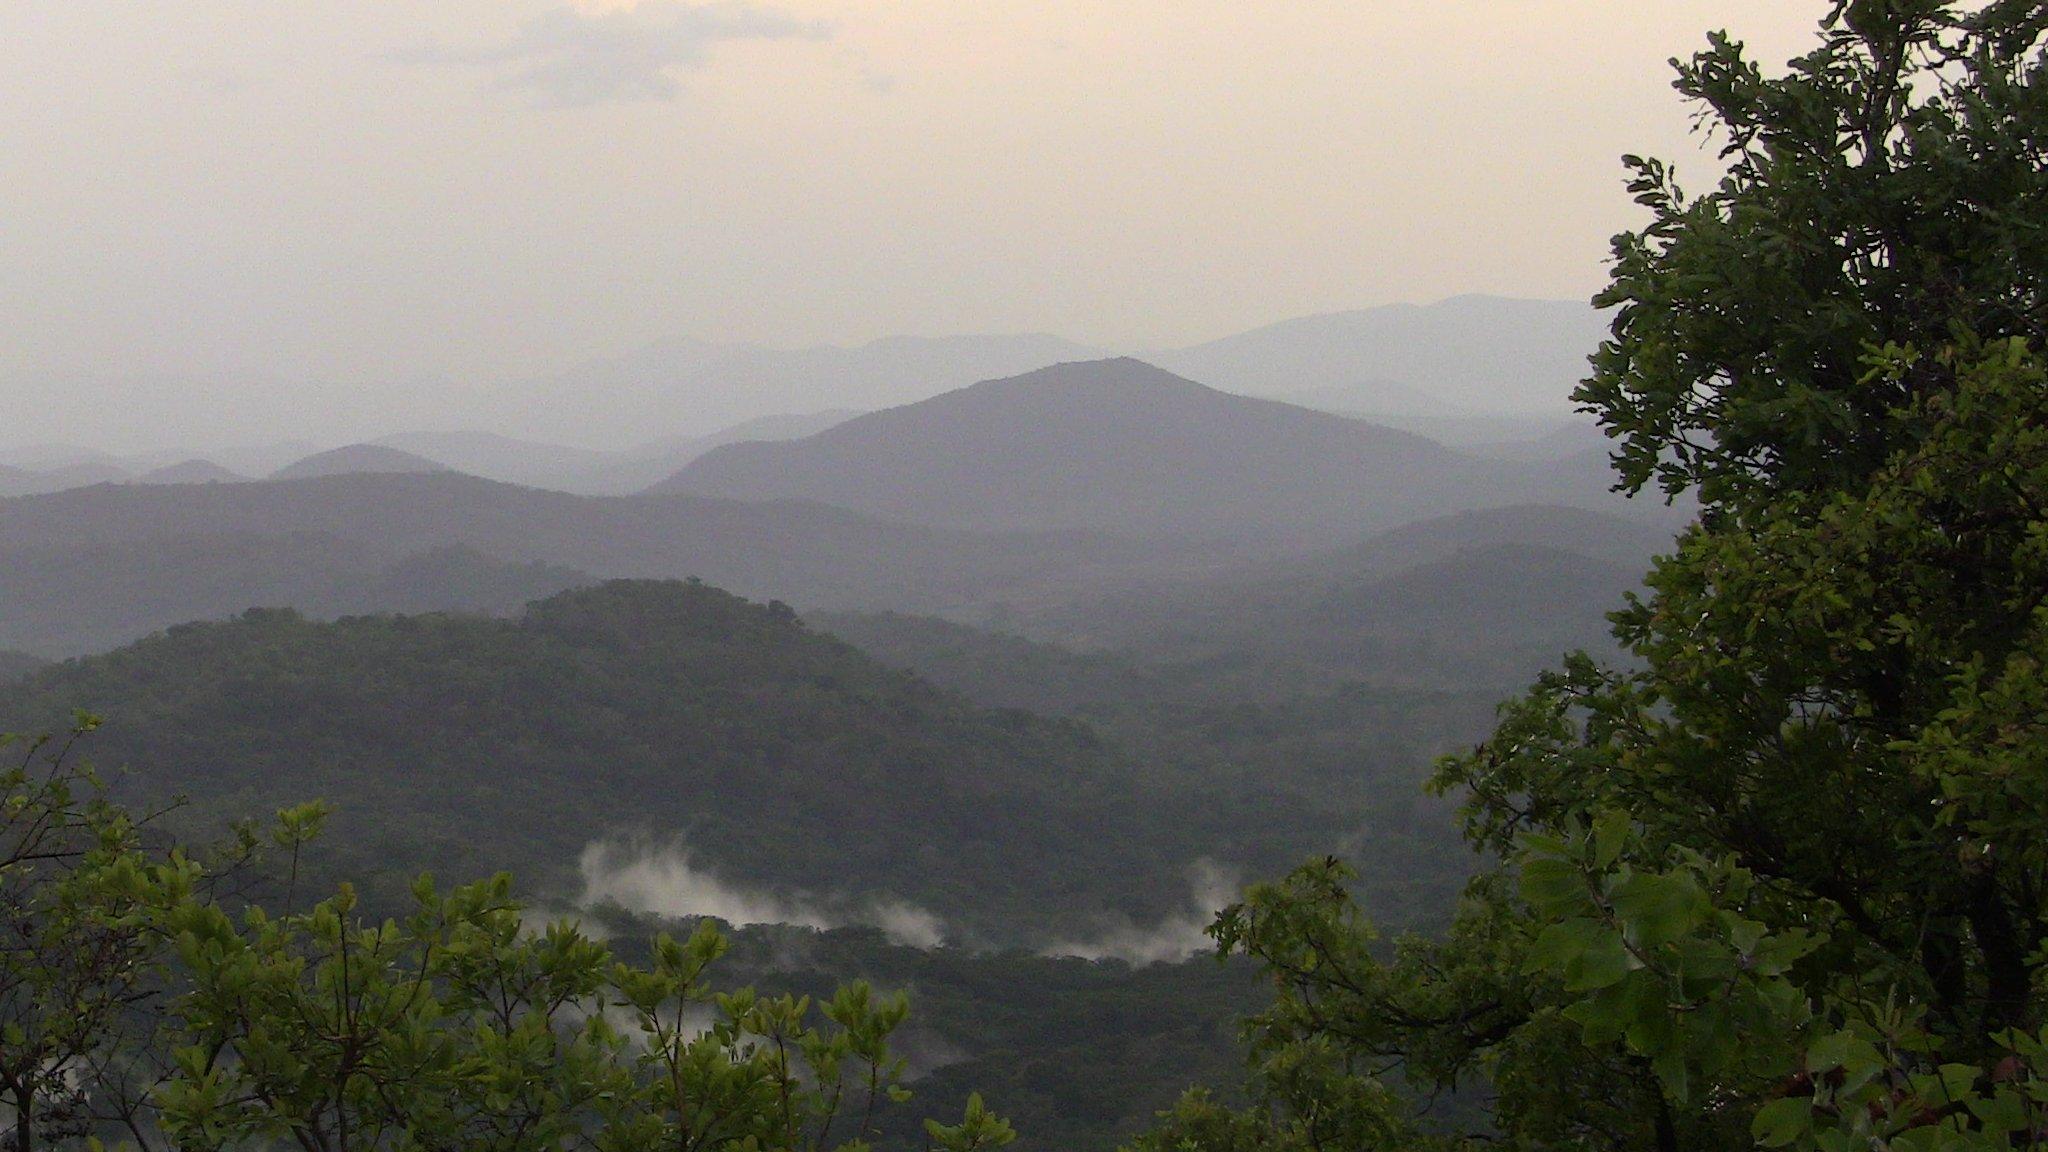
xmin=0 ymin=734 xmax=1019 ymax=1151
xmin=611 ymin=918 xmax=1266 ymax=1151
xmin=813 ymin=610 xmax=1493 ymax=931
xmin=0 ymin=581 xmax=1139 ymax=939
xmin=0 ymin=580 xmax=1478 ymax=947
xmin=1138 ymin=5 xmax=2048 ymax=1149
xmin=9 ymin=5 xmax=2046 ymax=1151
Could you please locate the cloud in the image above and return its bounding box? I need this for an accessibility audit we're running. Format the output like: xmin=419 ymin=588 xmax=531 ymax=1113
xmin=404 ymin=2 xmax=831 ymax=107
xmin=575 ymin=837 xmax=949 ymax=948
xmin=1042 ymin=861 xmax=1238 ymax=966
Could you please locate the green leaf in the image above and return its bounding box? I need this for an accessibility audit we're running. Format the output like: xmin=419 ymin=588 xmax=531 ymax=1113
xmin=1567 ymin=931 xmax=1633 ymax=991
xmin=1753 ymin=1097 xmax=1812 ymax=1148
xmin=1592 ymin=809 xmax=1632 ymax=869
xmin=1519 ymin=857 xmax=1590 ymax=916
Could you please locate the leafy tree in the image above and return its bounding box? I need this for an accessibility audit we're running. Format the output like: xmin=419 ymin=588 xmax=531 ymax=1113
xmin=158 ymin=875 xmax=1009 ymax=1152
xmin=0 ymin=721 xmax=1015 ymax=1151
xmin=0 ymin=716 xmax=214 ymax=1152
xmin=1137 ymin=4 xmax=2048 ymax=1150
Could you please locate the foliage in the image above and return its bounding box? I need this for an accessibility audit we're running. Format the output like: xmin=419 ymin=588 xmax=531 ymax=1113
xmin=0 ymin=577 xmax=1498 ymax=944
xmin=0 ymin=716 xmax=224 ymax=1151
xmin=661 ymin=919 xmax=1267 ymax=1151
xmin=813 ymin=609 xmax=1497 ymax=934
xmin=0 ymin=580 xmax=1169 ymax=941
xmin=1138 ymin=5 xmax=2048 ymax=1150
xmin=0 ymin=734 xmax=1014 ymax=1152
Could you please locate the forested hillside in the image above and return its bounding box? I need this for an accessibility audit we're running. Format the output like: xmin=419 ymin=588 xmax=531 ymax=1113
xmin=604 ymin=918 xmax=1267 ymax=1151
xmin=0 ymin=580 xmax=1473 ymax=946
xmin=1004 ymin=503 xmax=1677 ymax=693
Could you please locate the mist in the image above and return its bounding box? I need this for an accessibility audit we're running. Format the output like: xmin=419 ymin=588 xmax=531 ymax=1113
xmin=1 ymin=2 xmax=1820 ymax=453
xmin=577 ymin=837 xmax=948 ymax=948
xmin=1042 ymin=862 xmax=1239 ymax=966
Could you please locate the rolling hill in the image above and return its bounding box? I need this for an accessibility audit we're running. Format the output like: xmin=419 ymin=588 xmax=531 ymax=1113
xmin=0 ymin=532 xmax=591 ymax=656
xmin=662 ymin=358 xmax=1637 ymax=550
xmin=0 ymin=581 xmax=1246 ymax=943
xmin=370 ymin=431 xmax=612 ymax=490
xmin=0 ymin=650 xmax=45 ymax=683
xmin=487 ymin=333 xmax=1102 ymax=445
xmin=0 ymin=472 xmax=1212 ymax=655
xmin=0 ymin=460 xmax=131 ymax=497
xmin=1013 ymin=503 xmax=1683 ymax=691
xmin=272 ymin=443 xmax=447 ymax=480
xmin=560 ymin=409 xmax=866 ymax=495
xmin=1150 ymin=294 xmax=1607 ymax=417
xmin=133 ymin=459 xmax=247 ymax=484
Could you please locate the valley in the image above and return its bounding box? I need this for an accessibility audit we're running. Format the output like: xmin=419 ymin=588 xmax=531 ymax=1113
xmin=0 ymin=343 xmax=1651 ymax=1149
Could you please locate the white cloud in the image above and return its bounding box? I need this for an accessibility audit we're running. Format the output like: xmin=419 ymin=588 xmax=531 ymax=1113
xmin=405 ymin=2 xmax=830 ymax=107
xmin=575 ymin=837 xmax=949 ymax=948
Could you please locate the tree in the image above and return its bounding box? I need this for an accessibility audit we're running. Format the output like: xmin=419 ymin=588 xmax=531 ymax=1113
xmin=0 ymin=719 xmax=1017 ymax=1151
xmin=158 ymin=875 xmax=1014 ymax=1152
xmin=0 ymin=716 xmax=218 ymax=1152
xmin=1136 ymin=4 xmax=2048 ymax=1150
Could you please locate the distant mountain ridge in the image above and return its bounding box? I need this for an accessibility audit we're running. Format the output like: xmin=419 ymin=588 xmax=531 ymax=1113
xmin=7 ymin=295 xmax=1603 ymax=483
xmin=0 ymin=472 xmax=1220 ymax=655
xmin=135 ymin=459 xmax=246 ymax=485
xmin=662 ymin=357 xmax=1640 ymax=550
xmin=0 ymin=461 xmax=129 ymax=498
xmin=1017 ymin=503 xmax=1684 ymax=691
xmin=272 ymin=443 xmax=447 ymax=480
xmin=1150 ymin=295 xmax=1606 ymax=417
xmin=486 ymin=332 xmax=1103 ymax=446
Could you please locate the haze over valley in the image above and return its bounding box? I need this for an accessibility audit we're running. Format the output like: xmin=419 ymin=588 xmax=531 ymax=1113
xmin=0 ymin=296 xmax=1667 ymax=1145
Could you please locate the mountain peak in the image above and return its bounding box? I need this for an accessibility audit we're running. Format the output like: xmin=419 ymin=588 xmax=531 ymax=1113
xmin=656 ymin=359 xmax=1475 ymax=548
xmin=271 ymin=443 xmax=449 ymax=481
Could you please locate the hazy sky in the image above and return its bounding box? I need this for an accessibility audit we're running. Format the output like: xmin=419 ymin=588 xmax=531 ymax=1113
xmin=5 ymin=2 xmax=1819 ymax=394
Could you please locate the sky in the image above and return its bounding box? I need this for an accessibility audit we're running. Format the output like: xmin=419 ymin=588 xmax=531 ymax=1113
xmin=2 ymin=1 xmax=1820 ymax=441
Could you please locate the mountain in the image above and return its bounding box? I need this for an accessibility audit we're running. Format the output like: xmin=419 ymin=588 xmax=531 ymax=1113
xmin=489 ymin=333 xmax=1103 ymax=446
xmin=0 ymin=460 xmax=131 ymax=497
xmin=0 ymin=650 xmax=44 ymax=684
xmin=0 ymin=581 xmax=1222 ymax=942
xmin=372 ymin=431 xmax=611 ymax=490
xmin=369 ymin=413 xmax=866 ymax=494
xmin=0 ymin=444 xmax=130 ymax=471
xmin=662 ymin=358 xmax=1633 ymax=550
xmin=271 ymin=443 xmax=448 ymax=480
xmin=1270 ymin=502 xmax=1676 ymax=583
xmin=568 ymin=410 xmax=865 ymax=495
xmin=0 ymin=472 xmax=1212 ymax=655
xmin=1151 ymin=295 xmax=1607 ymax=417
xmin=0 ymin=529 xmax=592 ymax=657
xmin=0 ymin=464 xmax=36 ymax=497
xmin=133 ymin=459 xmax=247 ymax=484
xmin=1020 ymin=504 xmax=1681 ymax=692
xmin=1461 ymin=417 xmax=1612 ymax=461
